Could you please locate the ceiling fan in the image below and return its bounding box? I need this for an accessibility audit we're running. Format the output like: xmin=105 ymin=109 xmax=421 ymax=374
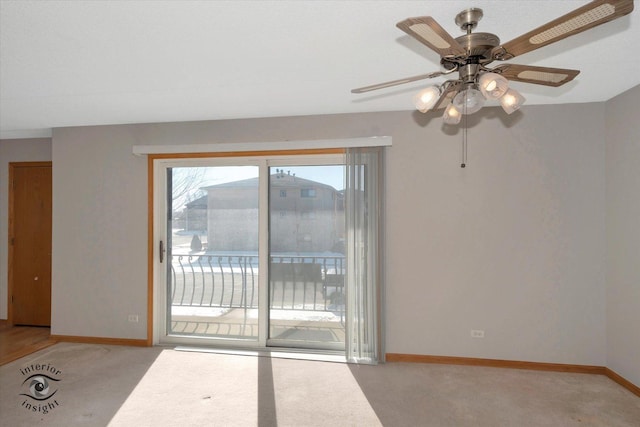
xmin=351 ymin=0 xmax=634 ymax=124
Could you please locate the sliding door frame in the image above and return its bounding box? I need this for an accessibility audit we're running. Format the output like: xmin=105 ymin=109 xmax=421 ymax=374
xmin=147 ymin=149 xmax=344 ymax=348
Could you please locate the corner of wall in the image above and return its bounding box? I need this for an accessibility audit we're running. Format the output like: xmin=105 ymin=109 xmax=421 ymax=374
xmin=604 ymin=84 xmax=640 ymax=388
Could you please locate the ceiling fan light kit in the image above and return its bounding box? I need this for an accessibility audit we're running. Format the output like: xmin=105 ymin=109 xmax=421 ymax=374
xmin=452 ymin=87 xmax=486 ymax=115
xmin=352 ymin=0 xmax=634 ymax=124
xmin=443 ymin=103 xmax=462 ymax=125
xmin=414 ymin=86 xmax=442 ymax=112
xmin=499 ymin=88 xmax=527 ymax=115
xmin=478 ymin=72 xmax=509 ymax=100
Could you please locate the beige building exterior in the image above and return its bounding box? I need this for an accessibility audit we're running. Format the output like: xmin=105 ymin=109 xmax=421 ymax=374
xmin=199 ymin=172 xmax=344 ymax=253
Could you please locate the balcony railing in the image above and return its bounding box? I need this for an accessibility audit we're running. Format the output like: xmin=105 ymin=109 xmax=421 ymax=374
xmin=170 ymin=253 xmax=345 ymax=314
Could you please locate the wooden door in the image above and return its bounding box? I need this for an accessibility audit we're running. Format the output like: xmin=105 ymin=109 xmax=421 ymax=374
xmin=9 ymin=162 xmax=52 ymax=326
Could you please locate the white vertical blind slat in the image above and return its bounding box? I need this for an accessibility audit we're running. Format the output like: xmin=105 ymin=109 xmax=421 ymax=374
xmin=345 ymin=147 xmax=383 ymax=364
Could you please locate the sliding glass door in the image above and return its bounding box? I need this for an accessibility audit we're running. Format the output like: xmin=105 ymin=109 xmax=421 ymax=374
xmin=156 ymin=156 xmax=346 ymax=351
xmin=154 ymin=150 xmax=382 ymax=361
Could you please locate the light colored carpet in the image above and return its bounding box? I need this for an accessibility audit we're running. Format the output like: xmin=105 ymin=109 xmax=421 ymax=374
xmin=0 ymin=342 xmax=638 ymax=426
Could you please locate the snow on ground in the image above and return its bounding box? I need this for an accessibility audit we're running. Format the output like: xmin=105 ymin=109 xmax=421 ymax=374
xmin=171 ymin=306 xmax=343 ymax=322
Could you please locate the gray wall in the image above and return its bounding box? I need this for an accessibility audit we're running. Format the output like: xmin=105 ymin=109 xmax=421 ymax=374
xmin=0 ymin=138 xmax=52 ymax=319
xmin=385 ymin=104 xmax=606 ymax=364
xmin=50 ymin=127 xmax=148 ymax=339
xmin=2 ymin=92 xmax=637 ymax=382
xmin=49 ymin=103 xmax=608 ymax=367
xmin=605 ymin=84 xmax=640 ymax=386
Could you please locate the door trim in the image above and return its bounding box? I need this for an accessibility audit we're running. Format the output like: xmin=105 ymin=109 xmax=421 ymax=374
xmin=7 ymin=161 xmax=53 ymax=326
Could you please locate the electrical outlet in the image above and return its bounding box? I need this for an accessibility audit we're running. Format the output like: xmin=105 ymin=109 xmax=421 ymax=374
xmin=471 ymin=329 xmax=485 ymax=338
xmin=128 ymin=314 xmax=139 ymax=323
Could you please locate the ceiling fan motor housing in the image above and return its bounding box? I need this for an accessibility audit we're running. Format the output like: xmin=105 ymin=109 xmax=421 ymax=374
xmin=455 ymin=33 xmax=500 ymax=59
xmin=440 ymin=8 xmax=499 ymax=71
xmin=449 ymin=8 xmax=501 ymax=82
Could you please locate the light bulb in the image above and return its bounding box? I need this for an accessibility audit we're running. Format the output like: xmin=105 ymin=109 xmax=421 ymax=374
xmin=413 ymin=86 xmax=441 ymax=112
xmin=499 ymin=88 xmax=526 ymax=114
xmin=443 ymin=103 xmax=462 ymax=124
xmin=452 ymin=88 xmax=485 ymax=115
xmin=479 ymin=72 xmax=509 ymax=100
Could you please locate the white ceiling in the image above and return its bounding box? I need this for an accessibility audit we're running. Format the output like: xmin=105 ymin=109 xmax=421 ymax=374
xmin=1 ymin=0 xmax=638 ymax=139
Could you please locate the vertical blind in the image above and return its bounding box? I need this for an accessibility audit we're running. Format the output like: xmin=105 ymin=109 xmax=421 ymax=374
xmin=345 ymin=147 xmax=384 ymax=364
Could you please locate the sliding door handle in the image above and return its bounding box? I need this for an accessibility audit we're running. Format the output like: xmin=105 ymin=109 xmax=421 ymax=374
xmin=159 ymin=240 xmax=165 ymax=263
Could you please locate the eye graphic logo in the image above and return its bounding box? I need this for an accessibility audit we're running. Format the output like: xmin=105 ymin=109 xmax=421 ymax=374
xmin=21 ymin=374 xmax=59 ymax=401
xmin=18 ymin=363 xmax=62 ymax=414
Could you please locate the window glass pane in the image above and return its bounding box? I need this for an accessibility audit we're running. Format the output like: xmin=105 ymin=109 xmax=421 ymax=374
xmin=300 ymin=188 xmax=316 ymax=198
xmin=268 ymin=165 xmax=346 ymax=349
xmin=168 ymin=166 xmax=260 ymax=340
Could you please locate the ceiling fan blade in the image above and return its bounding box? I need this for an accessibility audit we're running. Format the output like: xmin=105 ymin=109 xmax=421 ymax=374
xmin=396 ymin=16 xmax=467 ymax=58
xmin=351 ymin=71 xmax=446 ymax=94
xmin=492 ymin=0 xmax=634 ymax=60
xmin=492 ymin=64 xmax=580 ymax=87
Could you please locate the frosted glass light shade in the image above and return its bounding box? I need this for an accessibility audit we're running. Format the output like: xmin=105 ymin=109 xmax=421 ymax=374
xmin=479 ymin=72 xmax=509 ymax=100
xmin=452 ymin=88 xmax=485 ymax=115
xmin=499 ymin=88 xmax=526 ymax=114
xmin=443 ymin=103 xmax=462 ymax=124
xmin=414 ymin=86 xmax=441 ymax=112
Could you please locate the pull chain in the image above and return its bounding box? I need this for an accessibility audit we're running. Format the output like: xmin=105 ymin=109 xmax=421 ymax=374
xmin=461 ymin=93 xmax=468 ymax=168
